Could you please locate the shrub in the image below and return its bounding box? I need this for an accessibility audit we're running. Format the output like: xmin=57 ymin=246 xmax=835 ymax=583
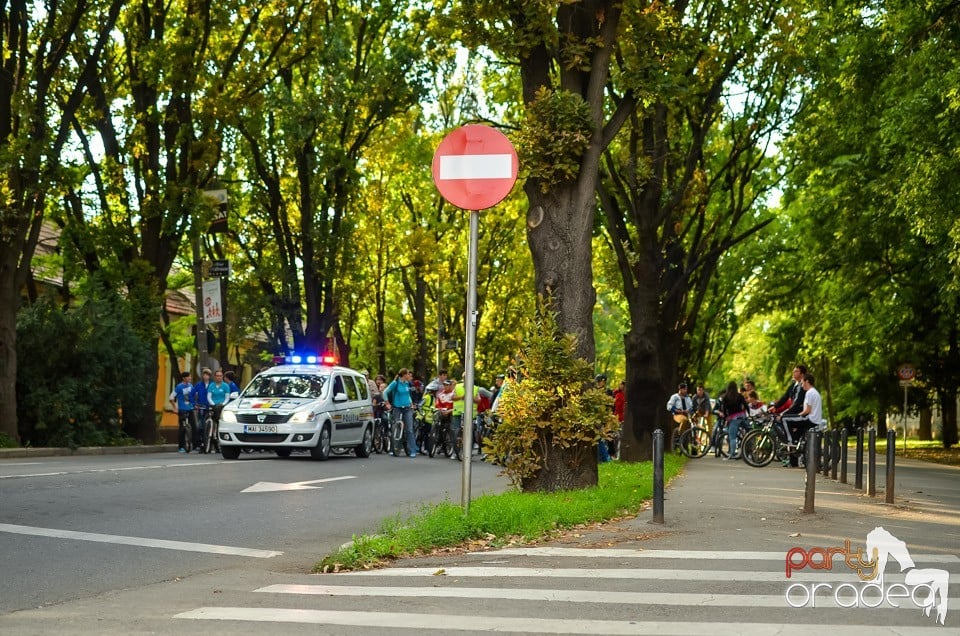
xmin=486 ymin=309 xmax=618 ymax=491
xmin=16 ymin=292 xmax=150 ymax=447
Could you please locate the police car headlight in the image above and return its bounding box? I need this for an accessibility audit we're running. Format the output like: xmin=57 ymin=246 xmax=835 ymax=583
xmin=221 ymin=410 xmax=237 ymax=423
xmin=289 ymin=411 xmax=314 ymax=423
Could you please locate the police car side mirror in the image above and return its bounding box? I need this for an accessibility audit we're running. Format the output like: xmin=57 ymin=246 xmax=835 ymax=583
xmin=333 ymin=392 xmax=348 ymax=402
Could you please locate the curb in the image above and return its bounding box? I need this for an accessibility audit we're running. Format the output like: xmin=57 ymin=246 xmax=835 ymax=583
xmin=0 ymin=444 xmax=179 ymax=459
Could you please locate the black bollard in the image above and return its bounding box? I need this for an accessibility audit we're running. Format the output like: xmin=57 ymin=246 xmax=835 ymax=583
xmin=830 ymin=430 xmax=839 ymax=480
xmin=652 ymin=428 xmax=664 ymax=524
xmin=886 ymin=429 xmax=896 ymax=504
xmin=804 ymin=428 xmax=817 ymax=514
xmin=840 ymin=429 xmax=848 ymax=484
xmin=822 ymin=429 xmax=832 ymax=477
xmin=855 ymin=428 xmax=864 ymax=490
xmin=867 ymin=428 xmax=877 ymax=497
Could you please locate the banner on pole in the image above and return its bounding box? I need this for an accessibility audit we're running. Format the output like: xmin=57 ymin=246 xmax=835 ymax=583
xmin=202 ymin=278 xmax=223 ymax=324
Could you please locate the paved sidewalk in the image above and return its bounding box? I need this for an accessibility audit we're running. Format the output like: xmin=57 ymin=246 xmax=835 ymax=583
xmin=540 ymin=452 xmax=960 ymax=557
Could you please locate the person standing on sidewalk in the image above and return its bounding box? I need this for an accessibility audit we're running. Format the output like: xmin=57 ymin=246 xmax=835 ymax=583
xmin=719 ymin=380 xmax=748 ymax=460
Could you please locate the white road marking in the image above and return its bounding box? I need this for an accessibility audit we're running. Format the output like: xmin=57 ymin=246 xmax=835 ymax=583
xmin=439 ymin=154 xmax=512 ymax=180
xmin=254 ymin=583 xmax=960 ymax=609
xmin=242 ymin=475 xmax=356 ymax=493
xmin=173 ymin=608 xmax=945 ymax=634
xmin=480 ymin=547 xmax=960 ymax=562
xmin=0 ymin=523 xmax=282 ymax=558
xmin=0 ymin=461 xmax=223 ymax=479
xmin=339 ymin=566 xmax=937 ymax=582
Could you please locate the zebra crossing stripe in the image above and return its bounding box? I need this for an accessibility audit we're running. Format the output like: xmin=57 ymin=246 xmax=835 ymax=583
xmin=479 ymin=547 xmax=960 ymax=562
xmin=338 ymin=566 xmax=931 ymax=582
xmin=254 ymin=584 xmax=960 ymax=609
xmin=173 ymin=607 xmax=946 ymax=634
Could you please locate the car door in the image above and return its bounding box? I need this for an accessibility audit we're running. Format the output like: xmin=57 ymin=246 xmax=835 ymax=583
xmin=340 ymin=375 xmax=362 ymax=443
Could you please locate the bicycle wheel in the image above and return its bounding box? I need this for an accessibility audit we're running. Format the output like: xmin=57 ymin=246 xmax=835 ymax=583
xmin=428 ymin=415 xmax=439 ymax=457
xmin=372 ymin=420 xmax=384 ymax=454
xmin=391 ymin=418 xmax=404 ymax=455
xmin=182 ymin=419 xmax=193 ymax=454
xmin=717 ymin=431 xmax=730 ymax=458
xmin=204 ymin=417 xmax=217 ymax=455
xmin=741 ymin=430 xmax=775 ymax=467
xmin=678 ymin=427 xmax=710 ymax=458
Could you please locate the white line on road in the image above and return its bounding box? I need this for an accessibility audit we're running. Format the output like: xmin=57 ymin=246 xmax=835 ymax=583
xmin=480 ymin=547 xmax=960 ymax=562
xmin=339 ymin=566 xmax=942 ymax=582
xmin=255 ymin=584 xmax=960 ymax=609
xmin=0 ymin=523 xmax=282 ymax=558
xmin=173 ymin=608 xmax=945 ymax=634
xmin=0 ymin=461 xmax=223 ymax=479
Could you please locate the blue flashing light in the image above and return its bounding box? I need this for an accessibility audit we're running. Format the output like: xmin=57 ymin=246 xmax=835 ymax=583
xmin=306 ymin=355 xmax=318 ymax=364
xmin=290 ymin=355 xmax=303 ymax=364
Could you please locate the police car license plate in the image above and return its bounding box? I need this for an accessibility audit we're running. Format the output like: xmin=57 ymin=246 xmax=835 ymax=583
xmin=244 ymin=424 xmax=278 ymax=434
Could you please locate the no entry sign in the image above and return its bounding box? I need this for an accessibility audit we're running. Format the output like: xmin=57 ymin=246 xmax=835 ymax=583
xmin=432 ymin=124 xmax=518 ymax=210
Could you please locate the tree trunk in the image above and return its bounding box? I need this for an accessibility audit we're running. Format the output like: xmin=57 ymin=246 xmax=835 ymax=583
xmin=521 ymin=439 xmax=598 ymax=493
xmin=525 ymin=187 xmax=597 ymax=362
xmin=939 ymin=387 xmax=958 ymax=448
xmin=0 ymin=254 xmax=19 ymax=444
xmin=918 ymin=407 xmax=932 ymax=441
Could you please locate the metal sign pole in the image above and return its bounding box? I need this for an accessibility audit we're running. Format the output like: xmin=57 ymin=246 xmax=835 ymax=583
xmin=902 ymin=385 xmax=908 ymax=453
xmin=461 ymin=210 xmax=479 ymax=513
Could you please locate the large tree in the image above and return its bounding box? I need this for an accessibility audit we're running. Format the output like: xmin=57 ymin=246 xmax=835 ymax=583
xmin=0 ymin=0 xmax=122 ymax=443
xmin=602 ymin=1 xmax=803 ymax=460
xmin=458 ymin=1 xmax=632 ymax=363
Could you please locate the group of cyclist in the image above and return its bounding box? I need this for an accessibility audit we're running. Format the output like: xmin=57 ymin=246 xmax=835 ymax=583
xmin=169 ymin=367 xmax=240 ymax=453
xmin=368 ymin=367 xmax=514 ymax=459
xmin=667 ymin=364 xmax=825 ymax=467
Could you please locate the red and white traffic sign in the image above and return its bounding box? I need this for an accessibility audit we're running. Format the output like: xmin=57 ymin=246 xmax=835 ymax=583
xmin=432 ymin=124 xmax=518 ymax=210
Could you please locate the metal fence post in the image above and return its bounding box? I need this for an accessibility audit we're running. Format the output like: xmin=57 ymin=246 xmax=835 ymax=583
xmin=885 ymin=429 xmax=896 ymax=504
xmin=651 ymin=428 xmax=664 ymax=524
xmin=840 ymin=429 xmax=848 ymax=484
xmin=854 ymin=428 xmax=864 ymax=490
xmin=804 ymin=428 xmax=817 ymax=514
xmin=867 ymin=428 xmax=877 ymax=497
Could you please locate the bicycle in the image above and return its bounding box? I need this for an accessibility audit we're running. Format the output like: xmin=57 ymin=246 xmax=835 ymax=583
xmin=741 ymin=415 xmax=810 ymax=468
xmin=203 ymin=405 xmax=222 ymax=455
xmin=176 ymin=410 xmax=197 ymax=454
xmin=428 ymin=410 xmax=455 ymax=458
xmin=415 ymin=405 xmax=433 ymax=456
xmin=671 ymin=414 xmax=709 ymax=459
xmin=371 ymin=415 xmax=390 ymax=454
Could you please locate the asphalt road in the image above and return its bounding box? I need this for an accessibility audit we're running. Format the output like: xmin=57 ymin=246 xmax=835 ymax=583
xmin=0 ymin=449 xmax=510 ymax=615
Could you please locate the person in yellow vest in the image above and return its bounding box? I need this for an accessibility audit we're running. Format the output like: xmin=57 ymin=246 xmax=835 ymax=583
xmin=450 ymin=377 xmax=481 ymax=460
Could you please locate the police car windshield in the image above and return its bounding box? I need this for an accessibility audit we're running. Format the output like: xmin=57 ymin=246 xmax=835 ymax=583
xmin=243 ymin=374 xmax=327 ymax=399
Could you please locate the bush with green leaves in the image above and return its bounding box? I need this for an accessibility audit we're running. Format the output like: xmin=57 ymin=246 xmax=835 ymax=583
xmin=486 ymin=310 xmax=618 ymax=491
xmin=16 ymin=292 xmax=150 ymax=447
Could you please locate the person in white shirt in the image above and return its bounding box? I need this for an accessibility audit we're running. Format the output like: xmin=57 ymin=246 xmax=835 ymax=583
xmin=665 ymin=382 xmax=694 ymax=427
xmin=782 ymin=373 xmax=824 ymax=467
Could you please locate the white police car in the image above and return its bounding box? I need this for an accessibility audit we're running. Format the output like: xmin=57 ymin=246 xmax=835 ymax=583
xmin=217 ymin=356 xmax=374 ymax=460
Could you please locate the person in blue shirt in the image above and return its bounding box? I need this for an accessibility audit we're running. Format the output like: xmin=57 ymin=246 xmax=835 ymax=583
xmin=169 ymin=371 xmax=197 ymax=453
xmin=223 ymin=370 xmax=241 ymax=400
xmin=207 ymin=370 xmax=231 ymax=410
xmin=193 ymin=368 xmax=212 ymax=451
xmin=384 ymin=368 xmax=417 ymax=457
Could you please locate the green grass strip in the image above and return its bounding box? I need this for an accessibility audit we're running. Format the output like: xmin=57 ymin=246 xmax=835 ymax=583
xmin=316 ymin=454 xmax=686 ymax=572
